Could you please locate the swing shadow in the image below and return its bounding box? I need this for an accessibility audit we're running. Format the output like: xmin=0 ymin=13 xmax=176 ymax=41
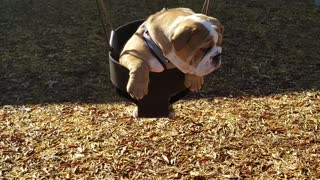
xmin=1 ymin=0 xmax=319 ymax=106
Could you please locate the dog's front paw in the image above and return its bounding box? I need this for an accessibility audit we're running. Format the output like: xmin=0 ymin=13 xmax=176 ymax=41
xmin=184 ymin=74 xmax=204 ymax=92
xmin=127 ymin=77 xmax=149 ymax=100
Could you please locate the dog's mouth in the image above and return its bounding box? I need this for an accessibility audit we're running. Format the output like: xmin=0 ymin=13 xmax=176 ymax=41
xmin=211 ymin=53 xmax=221 ymax=68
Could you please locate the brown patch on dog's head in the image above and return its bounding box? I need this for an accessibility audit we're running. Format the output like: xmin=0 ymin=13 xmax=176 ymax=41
xmin=170 ymin=19 xmax=212 ymax=51
xmin=170 ymin=19 xmax=214 ymax=65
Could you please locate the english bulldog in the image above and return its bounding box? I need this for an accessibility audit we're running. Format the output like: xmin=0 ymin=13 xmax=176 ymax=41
xmin=120 ymin=8 xmax=224 ymax=100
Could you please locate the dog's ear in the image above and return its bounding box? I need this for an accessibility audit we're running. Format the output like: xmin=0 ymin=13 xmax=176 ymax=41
xmin=170 ymin=26 xmax=193 ymax=51
xmin=171 ymin=24 xmax=210 ymax=51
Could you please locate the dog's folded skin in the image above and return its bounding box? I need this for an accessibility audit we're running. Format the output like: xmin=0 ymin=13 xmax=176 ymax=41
xmin=119 ymin=8 xmax=224 ymax=100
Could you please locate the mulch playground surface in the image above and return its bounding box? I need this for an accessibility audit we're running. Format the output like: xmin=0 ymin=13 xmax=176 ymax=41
xmin=1 ymin=0 xmax=319 ymax=178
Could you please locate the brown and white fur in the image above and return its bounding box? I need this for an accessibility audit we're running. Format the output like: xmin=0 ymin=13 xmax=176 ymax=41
xmin=120 ymin=8 xmax=224 ymax=100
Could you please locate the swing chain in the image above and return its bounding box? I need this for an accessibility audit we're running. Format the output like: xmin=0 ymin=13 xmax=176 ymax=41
xmin=201 ymin=0 xmax=212 ymax=15
xmin=96 ymin=0 xmax=213 ymax=51
xmin=163 ymin=0 xmax=168 ymax=10
xmin=96 ymin=0 xmax=113 ymax=50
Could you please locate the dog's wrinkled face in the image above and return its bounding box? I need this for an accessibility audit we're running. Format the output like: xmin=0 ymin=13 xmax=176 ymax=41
xmin=166 ymin=14 xmax=224 ymax=76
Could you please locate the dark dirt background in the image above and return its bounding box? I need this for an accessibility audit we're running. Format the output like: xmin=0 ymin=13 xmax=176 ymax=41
xmin=1 ymin=0 xmax=319 ymax=105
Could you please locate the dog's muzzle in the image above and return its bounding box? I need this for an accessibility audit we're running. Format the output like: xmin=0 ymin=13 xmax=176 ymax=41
xmin=193 ymin=46 xmax=222 ymax=76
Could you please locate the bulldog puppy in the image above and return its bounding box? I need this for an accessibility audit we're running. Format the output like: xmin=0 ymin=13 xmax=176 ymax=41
xmin=120 ymin=8 xmax=224 ymax=100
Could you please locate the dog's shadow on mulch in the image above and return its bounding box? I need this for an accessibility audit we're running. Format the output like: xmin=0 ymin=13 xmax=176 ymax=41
xmin=1 ymin=0 xmax=319 ymax=106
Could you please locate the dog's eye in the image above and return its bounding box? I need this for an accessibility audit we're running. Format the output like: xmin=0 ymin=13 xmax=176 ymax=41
xmin=200 ymin=45 xmax=213 ymax=54
xmin=200 ymin=41 xmax=214 ymax=53
xmin=200 ymin=47 xmax=210 ymax=53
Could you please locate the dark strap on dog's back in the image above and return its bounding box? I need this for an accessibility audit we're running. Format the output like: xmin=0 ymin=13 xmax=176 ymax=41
xmin=142 ymin=27 xmax=169 ymax=70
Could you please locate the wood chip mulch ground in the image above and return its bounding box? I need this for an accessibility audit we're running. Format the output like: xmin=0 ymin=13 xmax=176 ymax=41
xmin=1 ymin=0 xmax=319 ymax=179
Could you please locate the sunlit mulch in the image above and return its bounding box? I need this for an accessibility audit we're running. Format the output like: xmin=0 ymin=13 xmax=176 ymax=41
xmin=1 ymin=91 xmax=319 ymax=179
